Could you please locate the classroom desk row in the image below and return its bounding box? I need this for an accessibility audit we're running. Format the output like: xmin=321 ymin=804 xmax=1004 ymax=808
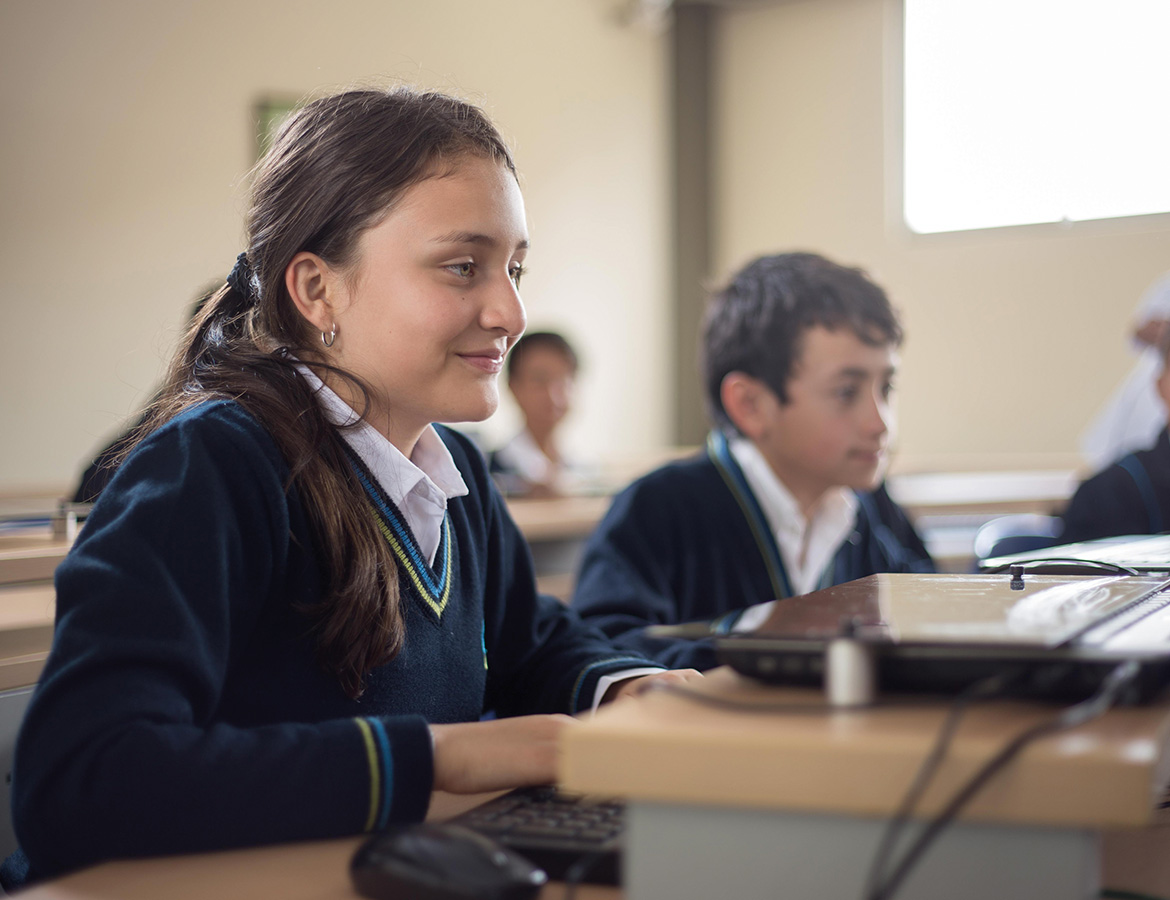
xmin=0 ymin=471 xmax=1108 ymax=899
xmin=0 ymin=463 xmax=1078 ymax=594
xmin=0 ymin=465 xmax=1082 ymax=687
xmin=0 ymin=584 xmax=53 ymax=692
xmin=11 ymin=667 xmax=1170 ymax=900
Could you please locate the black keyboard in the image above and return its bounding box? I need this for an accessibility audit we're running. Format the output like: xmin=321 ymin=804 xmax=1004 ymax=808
xmin=452 ymin=785 xmax=624 ymax=885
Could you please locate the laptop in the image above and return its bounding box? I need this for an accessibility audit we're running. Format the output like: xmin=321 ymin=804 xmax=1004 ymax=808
xmin=713 ymin=572 xmax=1170 ymax=703
xmin=980 ymin=533 xmax=1170 ymax=575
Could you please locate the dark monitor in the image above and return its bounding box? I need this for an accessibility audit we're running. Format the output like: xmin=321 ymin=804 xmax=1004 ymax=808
xmin=714 ymin=572 xmax=1170 ymax=703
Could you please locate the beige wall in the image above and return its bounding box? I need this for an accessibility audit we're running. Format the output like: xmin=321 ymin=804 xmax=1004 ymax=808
xmin=4 ymin=0 xmax=1168 ymax=495
xmin=713 ymin=0 xmax=1170 ymax=472
xmin=0 ymin=0 xmax=671 ymax=494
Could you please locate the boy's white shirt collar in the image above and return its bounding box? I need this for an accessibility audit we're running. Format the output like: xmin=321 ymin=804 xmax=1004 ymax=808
xmin=494 ymin=428 xmax=557 ymax=484
xmin=296 ymin=365 xmax=468 ymax=566
xmin=727 ymin=435 xmax=857 ymax=597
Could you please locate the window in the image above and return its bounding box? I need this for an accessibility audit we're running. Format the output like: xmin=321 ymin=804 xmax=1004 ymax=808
xmin=903 ymin=0 xmax=1170 ymax=234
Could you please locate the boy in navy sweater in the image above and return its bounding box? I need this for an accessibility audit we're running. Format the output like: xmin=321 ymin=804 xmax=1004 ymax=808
xmin=571 ymin=252 xmax=933 ymax=670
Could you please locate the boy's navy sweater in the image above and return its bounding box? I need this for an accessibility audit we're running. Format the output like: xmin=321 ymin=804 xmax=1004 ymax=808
xmin=11 ymin=401 xmax=654 ymax=884
xmin=1060 ymin=427 xmax=1170 ymax=543
xmin=570 ymin=434 xmax=934 ymax=670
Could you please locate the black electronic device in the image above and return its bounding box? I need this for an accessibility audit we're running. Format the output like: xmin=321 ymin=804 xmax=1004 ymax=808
xmin=350 ymin=822 xmax=547 ymax=900
xmin=451 ymin=785 xmax=624 ymax=886
xmin=713 ymin=572 xmax=1170 ymax=703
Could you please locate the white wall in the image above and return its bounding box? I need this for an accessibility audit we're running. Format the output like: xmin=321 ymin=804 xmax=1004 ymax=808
xmin=0 ymin=0 xmax=671 ymax=493
xmin=713 ymin=0 xmax=1170 ymax=471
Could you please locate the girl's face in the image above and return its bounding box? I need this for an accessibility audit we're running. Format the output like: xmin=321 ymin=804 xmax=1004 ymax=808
xmin=328 ymin=156 xmax=529 ymax=453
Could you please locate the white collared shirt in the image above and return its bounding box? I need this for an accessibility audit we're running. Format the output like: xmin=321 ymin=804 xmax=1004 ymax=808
xmin=296 ymin=366 xmax=468 ymax=566
xmin=493 ymin=428 xmax=591 ymax=495
xmin=494 ymin=429 xmax=559 ymax=485
xmin=728 ymin=436 xmax=858 ymax=597
xmin=298 ymin=366 xmax=662 ymax=707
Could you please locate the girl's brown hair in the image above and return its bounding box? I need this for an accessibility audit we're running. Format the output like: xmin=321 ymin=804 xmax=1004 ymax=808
xmin=142 ymin=87 xmax=516 ymax=699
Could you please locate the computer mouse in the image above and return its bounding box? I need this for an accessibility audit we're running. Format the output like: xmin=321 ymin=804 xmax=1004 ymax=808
xmin=350 ymin=822 xmax=548 ymax=900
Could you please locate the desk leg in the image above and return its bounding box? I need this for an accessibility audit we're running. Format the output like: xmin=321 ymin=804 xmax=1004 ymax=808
xmin=626 ymin=801 xmax=1099 ymax=900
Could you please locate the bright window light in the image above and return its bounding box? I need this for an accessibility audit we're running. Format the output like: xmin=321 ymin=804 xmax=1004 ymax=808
xmin=903 ymin=0 xmax=1170 ymax=234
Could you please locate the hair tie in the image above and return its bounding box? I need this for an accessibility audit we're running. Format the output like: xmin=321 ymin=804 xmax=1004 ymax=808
xmin=226 ymin=252 xmax=258 ymax=305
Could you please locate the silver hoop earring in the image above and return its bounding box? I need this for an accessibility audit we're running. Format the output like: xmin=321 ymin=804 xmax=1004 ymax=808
xmin=321 ymin=323 xmax=337 ymax=348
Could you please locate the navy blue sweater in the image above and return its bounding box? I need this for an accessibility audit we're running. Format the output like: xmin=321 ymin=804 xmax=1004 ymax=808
xmin=570 ymin=434 xmax=934 ymax=670
xmin=11 ymin=401 xmax=654 ymax=883
xmin=1060 ymin=428 xmax=1170 ymax=544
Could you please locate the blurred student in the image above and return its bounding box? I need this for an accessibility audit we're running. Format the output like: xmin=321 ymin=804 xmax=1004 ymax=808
xmin=1061 ymin=327 xmax=1170 ymax=543
xmin=490 ymin=330 xmax=582 ymax=497
xmin=5 ymin=86 xmax=696 ymax=889
xmin=571 ymin=252 xmax=934 ymax=670
xmin=1080 ymin=271 xmax=1170 ymax=472
xmin=73 ymin=289 xmax=216 ymax=503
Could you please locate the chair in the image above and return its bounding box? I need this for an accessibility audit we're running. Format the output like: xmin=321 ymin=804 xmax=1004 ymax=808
xmin=973 ymin=513 xmax=1063 ymax=563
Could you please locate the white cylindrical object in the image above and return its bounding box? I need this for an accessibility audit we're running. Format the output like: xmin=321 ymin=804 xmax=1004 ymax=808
xmin=825 ymin=637 xmax=876 ymax=707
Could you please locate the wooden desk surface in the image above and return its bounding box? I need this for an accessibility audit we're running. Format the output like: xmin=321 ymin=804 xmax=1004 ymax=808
xmin=0 ymin=582 xmax=54 ymax=690
xmin=561 ymin=667 xmax=1170 ymax=830
xmin=505 ymin=494 xmax=612 ymax=542
xmin=16 ymin=792 xmax=619 ymax=900
xmin=887 ymin=469 xmax=1078 ymax=518
xmin=0 ymin=533 xmax=71 ymax=587
xmin=17 ymin=681 xmax=1168 ymax=900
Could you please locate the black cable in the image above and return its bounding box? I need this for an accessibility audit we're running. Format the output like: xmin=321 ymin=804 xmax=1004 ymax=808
xmin=983 ymin=558 xmax=1141 ymax=576
xmin=860 ymin=669 xmax=1024 ymax=900
xmin=867 ymin=660 xmax=1142 ymax=900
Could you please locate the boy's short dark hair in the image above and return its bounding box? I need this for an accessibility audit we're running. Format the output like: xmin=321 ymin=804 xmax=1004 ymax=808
xmin=702 ymin=252 xmax=903 ymax=430
xmin=507 ymin=331 xmax=579 ymax=380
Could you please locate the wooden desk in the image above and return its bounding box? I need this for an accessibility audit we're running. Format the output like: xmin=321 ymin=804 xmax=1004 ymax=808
xmin=0 ymin=525 xmax=63 ymax=690
xmin=507 ymin=494 xmax=612 ymax=600
xmin=887 ymin=470 xmax=1078 ymax=519
xmin=10 ymin=674 xmax=1170 ymax=900
xmin=0 ymin=583 xmax=54 ymax=691
xmin=0 ymin=534 xmax=71 ymax=587
xmin=507 ymin=495 xmax=612 ymax=542
xmin=16 ymin=792 xmax=620 ymax=900
xmin=886 ymin=469 xmax=1080 ymax=572
xmin=560 ymin=668 xmax=1170 ymax=900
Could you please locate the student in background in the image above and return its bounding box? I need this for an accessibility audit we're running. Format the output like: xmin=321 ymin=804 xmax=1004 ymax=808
xmin=1079 ymin=271 xmax=1170 ymax=472
xmin=6 ymin=86 xmax=696 ymax=888
xmin=1061 ymin=328 xmax=1170 ymax=543
xmin=490 ymin=330 xmax=582 ymax=497
xmin=571 ymin=252 xmax=934 ymax=670
xmin=73 ymin=288 xmax=216 ymax=503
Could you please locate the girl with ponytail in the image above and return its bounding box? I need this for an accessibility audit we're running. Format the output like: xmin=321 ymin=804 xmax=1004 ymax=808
xmin=6 ymin=86 xmax=695 ymax=887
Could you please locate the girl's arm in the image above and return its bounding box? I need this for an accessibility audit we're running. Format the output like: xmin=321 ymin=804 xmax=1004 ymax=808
xmin=13 ymin=404 xmax=431 ymax=881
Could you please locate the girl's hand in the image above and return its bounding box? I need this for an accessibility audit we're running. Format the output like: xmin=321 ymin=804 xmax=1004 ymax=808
xmin=603 ymin=668 xmax=704 ymax=704
xmin=430 ymin=715 xmax=576 ymax=794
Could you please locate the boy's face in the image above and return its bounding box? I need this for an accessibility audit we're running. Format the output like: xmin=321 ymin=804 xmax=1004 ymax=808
xmin=509 ymin=345 xmax=576 ymax=437
xmin=749 ymin=326 xmax=898 ymax=512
